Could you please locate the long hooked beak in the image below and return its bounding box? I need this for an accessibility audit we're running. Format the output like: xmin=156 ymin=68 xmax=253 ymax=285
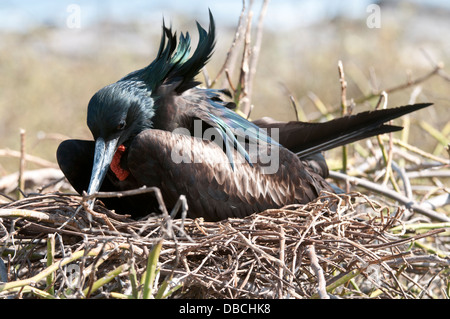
xmin=86 ymin=137 xmax=120 ymax=209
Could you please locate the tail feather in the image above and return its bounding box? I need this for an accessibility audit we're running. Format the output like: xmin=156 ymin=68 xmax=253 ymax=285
xmin=253 ymin=103 xmax=432 ymax=158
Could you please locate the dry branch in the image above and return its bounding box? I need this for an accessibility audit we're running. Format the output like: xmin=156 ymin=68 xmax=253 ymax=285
xmin=0 ymin=149 xmax=59 ymax=169
xmin=329 ymin=170 xmax=450 ymax=222
xmin=0 ymin=168 xmax=65 ymax=194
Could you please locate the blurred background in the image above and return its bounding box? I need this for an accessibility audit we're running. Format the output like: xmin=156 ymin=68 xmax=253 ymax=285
xmin=0 ymin=0 xmax=449 ymax=176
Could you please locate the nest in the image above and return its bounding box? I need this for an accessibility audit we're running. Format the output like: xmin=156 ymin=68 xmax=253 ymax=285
xmin=0 ymin=190 xmax=448 ymax=299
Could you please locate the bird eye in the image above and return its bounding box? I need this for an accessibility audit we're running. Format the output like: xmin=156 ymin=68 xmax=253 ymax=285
xmin=117 ymin=120 xmax=126 ymax=131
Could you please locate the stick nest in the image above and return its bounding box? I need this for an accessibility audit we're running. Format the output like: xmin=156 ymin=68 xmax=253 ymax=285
xmin=1 ymin=190 xmax=448 ymax=299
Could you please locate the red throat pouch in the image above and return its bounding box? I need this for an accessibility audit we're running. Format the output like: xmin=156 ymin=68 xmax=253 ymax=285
xmin=110 ymin=145 xmax=130 ymax=181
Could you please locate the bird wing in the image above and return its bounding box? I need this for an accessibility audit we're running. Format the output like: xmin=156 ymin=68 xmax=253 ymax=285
xmin=127 ymin=129 xmax=330 ymax=221
xmin=184 ymin=100 xmax=277 ymax=170
xmin=153 ymin=85 xmax=279 ymax=170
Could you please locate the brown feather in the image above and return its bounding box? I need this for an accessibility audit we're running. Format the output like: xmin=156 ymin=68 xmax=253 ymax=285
xmin=127 ymin=129 xmax=331 ymax=221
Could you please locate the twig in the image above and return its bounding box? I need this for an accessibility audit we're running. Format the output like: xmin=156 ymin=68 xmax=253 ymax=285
xmin=405 ymin=170 xmax=450 ymax=179
xmin=383 ymin=136 xmax=449 ymax=165
xmin=84 ymin=186 xmax=183 ymax=240
xmin=211 ymin=0 xmax=247 ymax=88
xmin=338 ymin=60 xmax=348 ymax=115
xmin=278 ymin=81 xmax=305 ymax=121
xmin=46 ymin=234 xmax=56 ymax=295
xmin=289 ymin=96 xmax=300 ymax=122
xmin=278 ymin=226 xmax=285 ymax=298
xmin=237 ymin=6 xmax=253 ymax=115
xmin=0 ymin=208 xmax=80 ymax=230
xmin=0 ymin=149 xmax=58 ymax=168
xmin=338 ymin=61 xmax=349 ymax=175
xmin=224 ymin=69 xmax=236 ymax=92
xmin=387 ymin=255 xmax=450 ymax=268
xmin=81 ymin=201 xmax=119 ymax=233
xmin=374 ymin=92 xmax=400 ymax=191
xmin=245 ymin=0 xmax=270 ymax=117
xmin=201 ymin=68 xmax=211 ymax=88
xmin=421 ymin=193 xmax=450 ymax=211
xmin=354 ymin=65 xmax=442 ymax=104
xmin=307 ymin=244 xmax=330 ymax=299
xmin=374 ymin=91 xmax=388 ymax=110
xmin=391 ymin=161 xmax=413 ymax=200
xmin=328 ymin=170 xmax=450 ymax=222
xmin=0 ymin=168 xmax=65 ymax=194
xmin=82 ymin=186 xmax=163 ymax=201
xmin=18 ymin=129 xmax=26 ymax=199
xmin=389 ymin=222 xmax=450 ymax=233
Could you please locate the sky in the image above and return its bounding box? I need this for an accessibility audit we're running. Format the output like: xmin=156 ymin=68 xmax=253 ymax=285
xmin=2 ymin=0 xmax=450 ymax=34
xmin=0 ymin=0 xmax=386 ymax=32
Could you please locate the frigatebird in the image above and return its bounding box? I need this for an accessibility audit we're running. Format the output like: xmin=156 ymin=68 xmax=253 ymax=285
xmin=57 ymin=12 xmax=432 ymax=221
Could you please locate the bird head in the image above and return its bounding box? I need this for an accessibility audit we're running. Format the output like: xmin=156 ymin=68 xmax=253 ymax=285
xmin=86 ymin=81 xmax=155 ymax=199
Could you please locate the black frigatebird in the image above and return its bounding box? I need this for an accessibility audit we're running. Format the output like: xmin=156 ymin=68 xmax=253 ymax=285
xmin=57 ymin=12 xmax=432 ymax=221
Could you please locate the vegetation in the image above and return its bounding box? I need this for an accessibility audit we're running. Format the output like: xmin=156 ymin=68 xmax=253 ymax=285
xmin=0 ymin=1 xmax=448 ymax=299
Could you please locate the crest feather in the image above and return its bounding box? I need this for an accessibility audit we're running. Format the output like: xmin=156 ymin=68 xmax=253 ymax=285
xmin=121 ymin=10 xmax=215 ymax=94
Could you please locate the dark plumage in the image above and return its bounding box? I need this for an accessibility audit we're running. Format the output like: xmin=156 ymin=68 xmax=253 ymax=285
xmin=57 ymin=12 xmax=432 ymax=221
